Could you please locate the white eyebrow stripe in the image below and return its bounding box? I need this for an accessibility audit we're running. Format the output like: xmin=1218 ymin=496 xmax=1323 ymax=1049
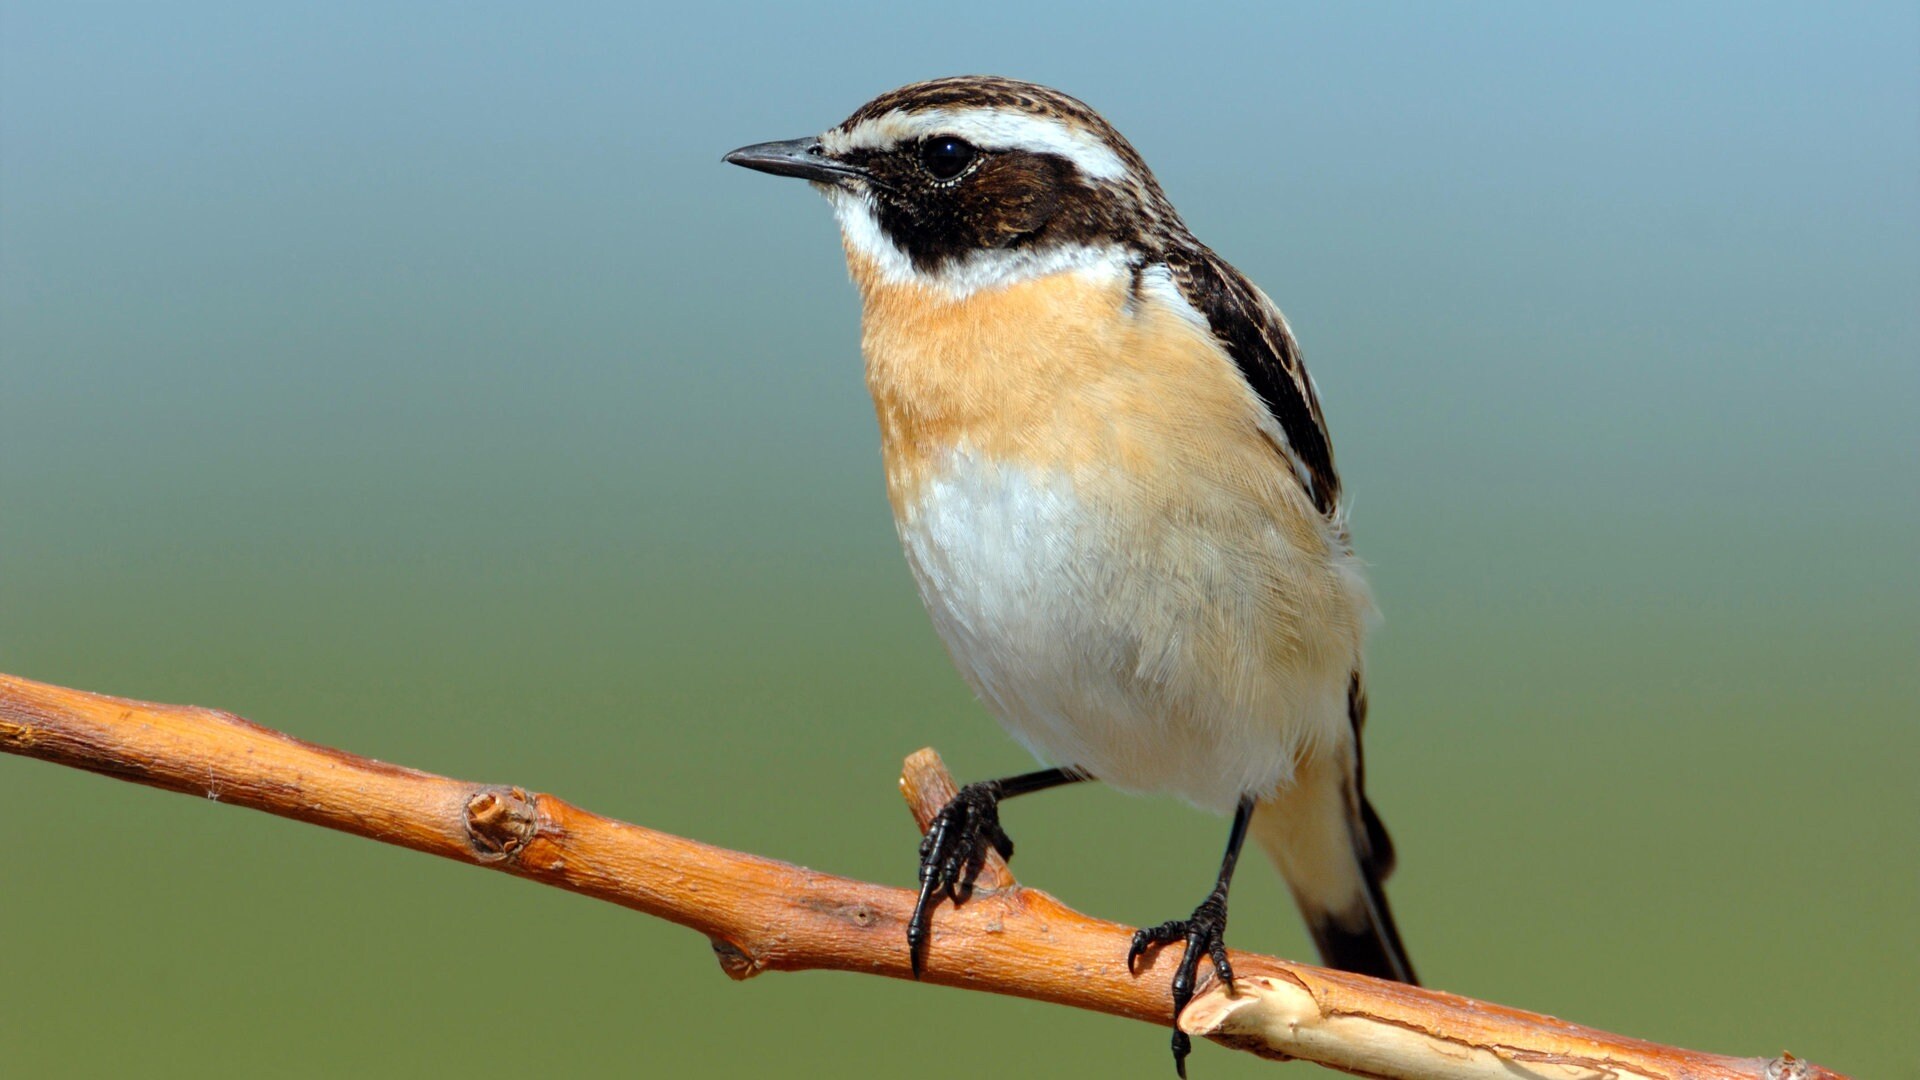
xmin=823 ymin=106 xmax=1128 ymax=181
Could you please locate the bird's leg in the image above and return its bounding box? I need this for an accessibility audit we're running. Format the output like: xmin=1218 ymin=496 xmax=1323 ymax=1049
xmin=909 ymin=766 xmax=1087 ymax=977
xmin=1127 ymin=794 xmax=1257 ymax=1078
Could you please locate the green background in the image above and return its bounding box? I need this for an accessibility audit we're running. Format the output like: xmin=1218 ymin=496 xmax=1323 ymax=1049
xmin=4 ymin=3 xmax=1915 ymax=1076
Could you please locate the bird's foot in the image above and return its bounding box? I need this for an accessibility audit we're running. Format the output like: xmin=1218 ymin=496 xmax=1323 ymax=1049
xmin=1128 ymin=888 xmax=1234 ymax=1078
xmin=907 ymin=780 xmax=1015 ymax=978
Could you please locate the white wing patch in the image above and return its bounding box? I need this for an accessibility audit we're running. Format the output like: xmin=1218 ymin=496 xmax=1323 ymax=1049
xmin=1133 ymin=263 xmax=1212 ymax=334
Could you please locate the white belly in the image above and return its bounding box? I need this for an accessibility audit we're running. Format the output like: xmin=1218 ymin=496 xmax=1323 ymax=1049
xmin=895 ymin=447 xmax=1366 ymax=815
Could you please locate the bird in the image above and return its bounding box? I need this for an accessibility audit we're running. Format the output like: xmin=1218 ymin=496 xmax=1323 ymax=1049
xmin=724 ymin=76 xmax=1416 ymax=1074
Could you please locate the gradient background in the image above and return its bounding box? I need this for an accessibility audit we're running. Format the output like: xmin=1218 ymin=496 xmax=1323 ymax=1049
xmin=4 ymin=3 xmax=1916 ymax=1076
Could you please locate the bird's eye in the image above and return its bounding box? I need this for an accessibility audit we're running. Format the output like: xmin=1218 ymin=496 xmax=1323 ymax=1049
xmin=919 ymin=136 xmax=977 ymax=181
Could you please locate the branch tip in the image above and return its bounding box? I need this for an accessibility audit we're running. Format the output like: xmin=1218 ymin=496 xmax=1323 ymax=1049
xmin=897 ymin=747 xmax=1015 ymax=891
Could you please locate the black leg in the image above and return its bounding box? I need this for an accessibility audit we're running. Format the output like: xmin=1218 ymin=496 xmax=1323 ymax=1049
xmin=1127 ymin=795 xmax=1256 ymax=1078
xmin=908 ymin=766 xmax=1087 ymax=977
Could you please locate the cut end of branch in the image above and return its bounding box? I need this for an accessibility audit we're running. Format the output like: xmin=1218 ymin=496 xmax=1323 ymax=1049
xmin=465 ymin=787 xmax=538 ymax=862
xmin=1180 ymin=974 xmax=1306 ymax=1063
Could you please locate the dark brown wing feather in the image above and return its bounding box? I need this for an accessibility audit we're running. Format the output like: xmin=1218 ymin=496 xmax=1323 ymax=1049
xmin=1164 ymin=246 xmax=1340 ymax=515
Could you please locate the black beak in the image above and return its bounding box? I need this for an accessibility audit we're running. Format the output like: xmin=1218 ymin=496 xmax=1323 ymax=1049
xmin=723 ymin=137 xmax=868 ymax=184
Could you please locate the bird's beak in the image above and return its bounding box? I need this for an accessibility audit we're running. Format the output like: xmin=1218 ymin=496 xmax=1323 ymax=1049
xmin=723 ymin=137 xmax=868 ymax=185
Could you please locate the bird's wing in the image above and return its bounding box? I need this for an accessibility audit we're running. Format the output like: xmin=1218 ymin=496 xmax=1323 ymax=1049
xmin=1165 ymin=246 xmax=1415 ymax=982
xmin=1164 ymin=245 xmax=1341 ymax=516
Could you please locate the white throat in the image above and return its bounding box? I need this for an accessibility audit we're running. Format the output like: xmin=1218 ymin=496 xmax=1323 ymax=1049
xmin=828 ymin=189 xmax=1128 ymax=300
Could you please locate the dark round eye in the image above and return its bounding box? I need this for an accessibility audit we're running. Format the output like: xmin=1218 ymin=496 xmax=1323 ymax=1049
xmin=919 ymin=136 xmax=977 ymax=180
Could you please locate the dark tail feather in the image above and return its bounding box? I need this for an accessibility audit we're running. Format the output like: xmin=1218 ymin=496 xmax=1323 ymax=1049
xmin=1252 ymin=781 xmax=1419 ymax=986
xmin=1304 ymin=802 xmax=1418 ymax=984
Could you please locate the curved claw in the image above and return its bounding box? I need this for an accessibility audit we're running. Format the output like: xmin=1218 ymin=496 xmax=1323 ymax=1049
xmin=907 ymin=872 xmax=942 ymax=979
xmin=1128 ymin=890 xmax=1233 ymax=1077
xmin=905 ymin=780 xmax=1012 ymax=979
xmin=989 ymin=823 xmax=1015 ymax=861
xmin=1209 ymin=936 xmax=1235 ymax=993
xmin=1127 ymin=917 xmax=1186 ymax=974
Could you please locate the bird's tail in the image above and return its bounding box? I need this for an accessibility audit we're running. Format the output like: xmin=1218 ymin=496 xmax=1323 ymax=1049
xmin=1251 ymin=751 xmax=1417 ymax=984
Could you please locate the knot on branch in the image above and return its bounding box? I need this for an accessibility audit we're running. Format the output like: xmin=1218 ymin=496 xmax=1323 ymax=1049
xmin=466 ymin=787 xmax=538 ymax=861
xmin=710 ymin=937 xmax=761 ymax=980
xmin=1767 ymin=1054 xmax=1810 ymax=1080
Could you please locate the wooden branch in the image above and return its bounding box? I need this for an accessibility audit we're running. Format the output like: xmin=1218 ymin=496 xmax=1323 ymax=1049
xmin=0 ymin=671 xmax=1842 ymax=1080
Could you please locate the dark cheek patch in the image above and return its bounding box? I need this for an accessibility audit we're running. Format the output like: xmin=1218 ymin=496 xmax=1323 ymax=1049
xmin=970 ymin=155 xmax=1065 ymax=244
xmin=866 ymin=150 xmax=1115 ymax=273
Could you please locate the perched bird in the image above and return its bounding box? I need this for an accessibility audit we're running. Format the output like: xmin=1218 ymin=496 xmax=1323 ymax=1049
xmin=725 ymin=76 xmax=1416 ymax=1073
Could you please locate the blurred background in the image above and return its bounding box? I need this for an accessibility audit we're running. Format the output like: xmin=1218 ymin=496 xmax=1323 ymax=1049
xmin=3 ymin=2 xmax=1915 ymax=1076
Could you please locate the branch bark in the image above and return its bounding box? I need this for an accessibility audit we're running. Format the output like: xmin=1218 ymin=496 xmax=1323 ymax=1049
xmin=0 ymin=671 xmax=1842 ymax=1080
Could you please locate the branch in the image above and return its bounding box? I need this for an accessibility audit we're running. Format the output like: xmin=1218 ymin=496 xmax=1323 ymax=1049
xmin=0 ymin=671 xmax=1840 ymax=1080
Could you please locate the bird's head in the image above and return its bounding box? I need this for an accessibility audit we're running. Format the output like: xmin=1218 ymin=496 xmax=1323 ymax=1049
xmin=725 ymin=76 xmax=1182 ymax=297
